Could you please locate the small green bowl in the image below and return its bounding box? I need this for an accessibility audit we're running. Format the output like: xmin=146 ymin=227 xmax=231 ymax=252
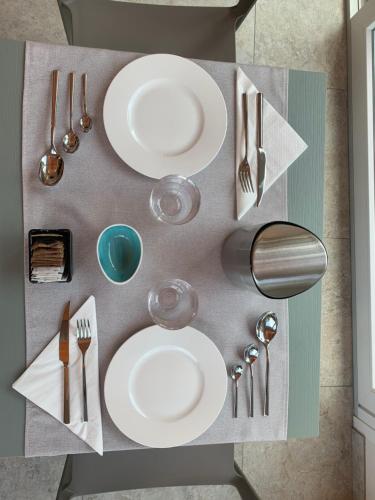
xmin=97 ymin=224 xmax=142 ymax=285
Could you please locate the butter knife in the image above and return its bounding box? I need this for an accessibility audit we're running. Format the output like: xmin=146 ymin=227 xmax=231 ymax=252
xmin=59 ymin=302 xmax=70 ymax=424
xmin=256 ymin=92 xmax=266 ymax=207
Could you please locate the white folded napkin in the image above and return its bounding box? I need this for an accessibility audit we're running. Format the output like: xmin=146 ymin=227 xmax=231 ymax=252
xmin=13 ymin=296 xmax=103 ymax=455
xmin=236 ymin=67 xmax=308 ymax=220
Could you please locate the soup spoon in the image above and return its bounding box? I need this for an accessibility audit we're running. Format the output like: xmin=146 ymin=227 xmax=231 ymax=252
xmin=63 ymin=72 xmax=80 ymax=153
xmin=39 ymin=70 xmax=64 ymax=186
xmin=244 ymin=344 xmax=259 ymax=417
xmin=256 ymin=311 xmax=278 ymax=416
xmin=230 ymin=364 xmax=243 ymax=418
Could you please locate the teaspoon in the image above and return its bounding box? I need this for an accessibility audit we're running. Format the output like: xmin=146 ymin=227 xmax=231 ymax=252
xmin=244 ymin=344 xmax=259 ymax=417
xmin=63 ymin=72 xmax=80 ymax=153
xmin=256 ymin=311 xmax=278 ymax=416
xmin=230 ymin=364 xmax=243 ymax=418
xmin=39 ymin=70 xmax=64 ymax=186
xmin=79 ymin=73 xmax=93 ymax=133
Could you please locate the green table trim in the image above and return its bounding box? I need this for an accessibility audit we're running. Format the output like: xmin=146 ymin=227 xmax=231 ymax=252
xmin=0 ymin=42 xmax=326 ymax=455
xmin=287 ymin=70 xmax=326 ymax=438
xmin=0 ymin=39 xmax=26 ymax=456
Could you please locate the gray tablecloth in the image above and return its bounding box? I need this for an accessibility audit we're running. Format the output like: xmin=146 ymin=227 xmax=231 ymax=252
xmin=22 ymin=41 xmax=289 ymax=456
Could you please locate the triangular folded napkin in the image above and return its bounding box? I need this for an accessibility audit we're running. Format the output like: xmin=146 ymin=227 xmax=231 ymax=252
xmin=13 ymin=295 xmax=103 ymax=455
xmin=236 ymin=67 xmax=308 ymax=219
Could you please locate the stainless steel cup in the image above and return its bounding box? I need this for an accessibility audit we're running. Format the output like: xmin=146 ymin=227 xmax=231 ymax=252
xmin=222 ymin=221 xmax=328 ymax=299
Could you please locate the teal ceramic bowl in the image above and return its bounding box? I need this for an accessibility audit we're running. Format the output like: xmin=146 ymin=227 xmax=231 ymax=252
xmin=97 ymin=224 xmax=143 ymax=285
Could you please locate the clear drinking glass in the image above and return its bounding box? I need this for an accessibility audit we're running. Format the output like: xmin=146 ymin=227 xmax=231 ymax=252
xmin=148 ymin=278 xmax=199 ymax=329
xmin=150 ymin=175 xmax=200 ymax=225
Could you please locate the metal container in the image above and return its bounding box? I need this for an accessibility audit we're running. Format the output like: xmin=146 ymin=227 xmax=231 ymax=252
xmin=222 ymin=221 xmax=328 ymax=299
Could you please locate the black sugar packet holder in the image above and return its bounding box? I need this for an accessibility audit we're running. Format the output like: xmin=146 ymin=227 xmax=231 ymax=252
xmin=28 ymin=229 xmax=72 ymax=284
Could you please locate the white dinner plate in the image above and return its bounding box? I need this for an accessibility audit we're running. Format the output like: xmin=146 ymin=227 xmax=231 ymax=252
xmin=104 ymin=325 xmax=227 ymax=448
xmin=103 ymin=54 xmax=227 ymax=179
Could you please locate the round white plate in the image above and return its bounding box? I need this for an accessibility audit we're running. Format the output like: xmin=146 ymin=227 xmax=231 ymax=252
xmin=104 ymin=325 xmax=227 ymax=448
xmin=103 ymin=54 xmax=227 ymax=179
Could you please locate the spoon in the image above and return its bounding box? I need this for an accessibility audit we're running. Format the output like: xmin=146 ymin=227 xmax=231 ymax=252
xmin=63 ymin=72 xmax=80 ymax=153
xmin=79 ymin=73 xmax=93 ymax=133
xmin=244 ymin=344 xmax=259 ymax=417
xmin=256 ymin=311 xmax=278 ymax=416
xmin=230 ymin=364 xmax=243 ymax=418
xmin=39 ymin=70 xmax=64 ymax=186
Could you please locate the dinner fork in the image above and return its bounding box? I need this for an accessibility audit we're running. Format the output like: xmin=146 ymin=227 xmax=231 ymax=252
xmin=238 ymin=92 xmax=254 ymax=193
xmin=77 ymin=319 xmax=91 ymax=422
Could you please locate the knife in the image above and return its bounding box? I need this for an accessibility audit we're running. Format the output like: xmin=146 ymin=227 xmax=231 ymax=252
xmin=256 ymin=92 xmax=266 ymax=207
xmin=59 ymin=301 xmax=70 ymax=424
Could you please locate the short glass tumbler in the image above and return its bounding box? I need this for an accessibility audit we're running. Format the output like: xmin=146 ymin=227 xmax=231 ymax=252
xmin=148 ymin=279 xmax=199 ymax=330
xmin=150 ymin=175 xmax=200 ymax=225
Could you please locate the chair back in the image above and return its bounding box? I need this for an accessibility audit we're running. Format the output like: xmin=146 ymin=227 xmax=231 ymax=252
xmin=57 ymin=0 xmax=256 ymax=62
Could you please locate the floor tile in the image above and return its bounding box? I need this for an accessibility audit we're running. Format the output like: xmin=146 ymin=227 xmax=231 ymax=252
xmin=115 ymin=0 xmax=235 ymax=4
xmin=234 ymin=443 xmax=243 ymax=469
xmin=0 ymin=455 xmax=65 ymax=500
xmin=320 ymin=237 xmax=352 ymax=386
xmin=242 ymin=386 xmax=353 ymax=500
xmin=84 ymin=485 xmax=241 ymax=499
xmin=84 ymin=492 xmax=134 ymax=500
xmin=0 ymin=0 xmax=67 ymax=44
xmin=254 ymin=0 xmax=347 ymax=90
xmin=352 ymin=429 xmax=365 ymax=500
xmin=324 ymin=90 xmax=349 ymax=239
xmin=236 ymin=8 xmax=255 ymax=64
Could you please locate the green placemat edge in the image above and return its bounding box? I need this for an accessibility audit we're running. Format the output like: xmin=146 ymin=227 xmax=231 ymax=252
xmin=287 ymin=69 xmax=326 ymax=438
xmin=0 ymin=39 xmax=26 ymax=456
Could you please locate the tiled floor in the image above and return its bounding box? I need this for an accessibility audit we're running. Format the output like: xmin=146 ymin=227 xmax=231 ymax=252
xmin=352 ymin=429 xmax=365 ymax=500
xmin=0 ymin=0 xmax=353 ymax=499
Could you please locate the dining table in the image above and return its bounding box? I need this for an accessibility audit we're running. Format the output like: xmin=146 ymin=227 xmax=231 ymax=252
xmin=0 ymin=38 xmax=326 ymax=459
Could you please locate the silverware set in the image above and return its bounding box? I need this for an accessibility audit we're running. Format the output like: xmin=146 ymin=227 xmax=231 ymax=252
xmin=58 ymin=301 xmax=92 ymax=423
xmin=39 ymin=70 xmax=93 ymax=186
xmin=230 ymin=311 xmax=278 ymax=418
xmin=239 ymin=91 xmax=266 ymax=207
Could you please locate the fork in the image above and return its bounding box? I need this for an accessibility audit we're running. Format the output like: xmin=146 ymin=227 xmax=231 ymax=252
xmin=238 ymin=92 xmax=254 ymax=193
xmin=76 ymin=319 xmax=92 ymax=422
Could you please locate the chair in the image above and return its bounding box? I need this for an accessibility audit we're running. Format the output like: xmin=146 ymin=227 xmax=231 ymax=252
xmin=56 ymin=444 xmax=259 ymax=499
xmin=56 ymin=1 xmax=258 ymax=498
xmin=57 ymin=0 xmax=257 ymax=62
